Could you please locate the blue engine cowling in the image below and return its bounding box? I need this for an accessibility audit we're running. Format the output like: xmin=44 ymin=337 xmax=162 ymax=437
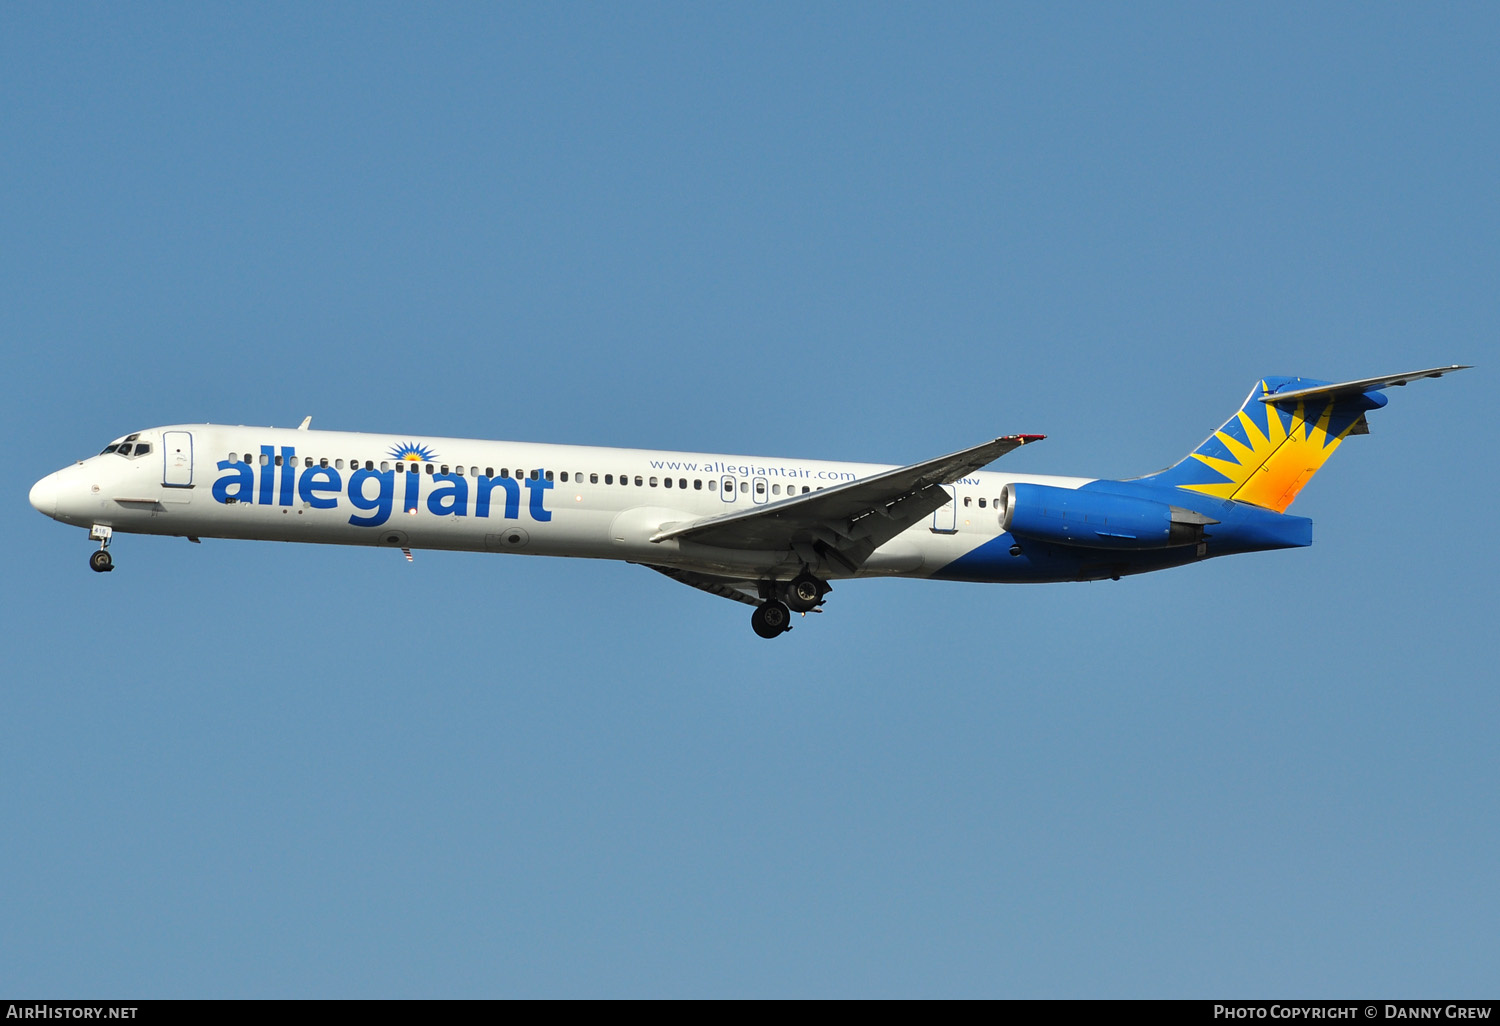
xmin=999 ymin=483 xmax=1213 ymax=550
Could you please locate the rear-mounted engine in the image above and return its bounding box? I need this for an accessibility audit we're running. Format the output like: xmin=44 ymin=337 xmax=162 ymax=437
xmin=999 ymin=483 xmax=1217 ymax=550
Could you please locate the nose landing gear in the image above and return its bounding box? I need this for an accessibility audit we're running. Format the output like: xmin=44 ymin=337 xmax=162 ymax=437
xmin=88 ymin=525 xmax=114 ymax=573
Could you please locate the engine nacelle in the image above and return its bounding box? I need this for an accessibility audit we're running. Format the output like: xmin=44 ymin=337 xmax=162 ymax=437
xmin=999 ymin=483 xmax=1213 ymax=550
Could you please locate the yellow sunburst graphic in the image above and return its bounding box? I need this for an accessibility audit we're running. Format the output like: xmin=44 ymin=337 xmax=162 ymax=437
xmin=1181 ymin=386 xmax=1364 ymax=512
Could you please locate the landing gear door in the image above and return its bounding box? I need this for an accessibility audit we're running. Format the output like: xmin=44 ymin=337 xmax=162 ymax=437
xmin=163 ymin=431 xmax=193 ymax=487
xmin=930 ymin=485 xmax=956 ymax=533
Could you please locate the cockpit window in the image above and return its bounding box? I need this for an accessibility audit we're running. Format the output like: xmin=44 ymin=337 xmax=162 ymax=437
xmin=101 ymin=439 xmax=152 ymax=457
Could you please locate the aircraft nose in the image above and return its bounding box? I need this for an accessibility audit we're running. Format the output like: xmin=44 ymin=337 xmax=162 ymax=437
xmin=29 ymin=472 xmax=59 ymax=517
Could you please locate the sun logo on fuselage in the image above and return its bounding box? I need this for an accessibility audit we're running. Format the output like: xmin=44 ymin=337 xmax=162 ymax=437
xmin=388 ymin=442 xmax=438 ymax=463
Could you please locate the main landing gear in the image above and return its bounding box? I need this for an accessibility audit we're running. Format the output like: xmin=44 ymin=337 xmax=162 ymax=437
xmin=749 ymin=571 xmax=832 ymax=639
xmin=751 ymin=601 xmax=792 ymax=639
xmin=89 ymin=525 xmax=114 ymax=573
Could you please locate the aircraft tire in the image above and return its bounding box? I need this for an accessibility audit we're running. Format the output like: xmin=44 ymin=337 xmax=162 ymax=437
xmin=751 ymin=601 xmax=791 ymax=638
xmin=89 ymin=550 xmax=113 ymax=573
xmin=785 ymin=573 xmax=824 ymax=613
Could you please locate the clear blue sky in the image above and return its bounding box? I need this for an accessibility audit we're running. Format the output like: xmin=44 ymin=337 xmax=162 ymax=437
xmin=3 ymin=3 xmax=1495 ymax=997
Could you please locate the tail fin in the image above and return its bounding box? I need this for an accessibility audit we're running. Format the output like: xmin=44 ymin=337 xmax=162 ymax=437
xmin=1140 ymin=365 xmax=1469 ymax=512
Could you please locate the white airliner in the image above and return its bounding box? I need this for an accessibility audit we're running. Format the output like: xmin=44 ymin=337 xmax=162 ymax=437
xmin=29 ymin=366 xmax=1466 ymax=637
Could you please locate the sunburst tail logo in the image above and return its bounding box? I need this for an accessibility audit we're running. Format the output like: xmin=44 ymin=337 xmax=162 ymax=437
xmin=1141 ymin=377 xmax=1384 ymax=513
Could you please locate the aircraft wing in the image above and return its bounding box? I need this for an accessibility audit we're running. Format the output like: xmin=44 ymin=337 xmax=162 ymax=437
xmin=648 ymin=434 xmax=1043 ymax=571
xmin=640 ymin=564 xmax=763 ymax=606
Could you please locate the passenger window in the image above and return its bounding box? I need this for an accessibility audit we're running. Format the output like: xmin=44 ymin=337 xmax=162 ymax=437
xmin=772 ymin=484 xmax=781 ymax=495
xmin=440 ymin=464 xmax=449 ymax=475
xmin=260 ymin=454 xmax=270 ymax=466
xmin=663 ymin=477 xmax=672 ymax=488
xmin=381 ymin=461 xmax=390 ymax=471
xmin=634 ymin=476 xmax=643 ymax=486
xmin=335 ymin=459 xmax=344 ymax=469
xmin=560 ymin=472 xmax=568 ymax=482
xmin=545 ymin=470 xmax=553 ymax=481
xmin=425 ymin=464 xmax=434 ymax=475
xmin=605 ymin=474 xmax=613 ymax=485
xmin=590 ymin=473 xmax=598 ymax=484
xmin=694 ymin=479 xmax=702 ymax=490
xmin=964 ymin=497 xmax=971 ymax=507
xmin=979 ymin=498 xmax=987 ymax=508
xmin=650 ymin=477 xmax=658 ymax=487
xmin=679 ymin=479 xmax=687 ymax=489
xmin=304 ymin=457 xmax=313 ymax=468
xmin=244 ymin=454 xmax=253 ymax=464
xmin=486 ymin=468 xmax=494 ymax=477
xmin=274 ymin=455 xmax=283 ymax=466
xmin=741 ymin=481 xmax=749 ymax=493
xmin=708 ymin=480 xmax=716 ymax=491
xmin=755 ymin=481 xmax=765 ymax=494
xmin=366 ymin=461 xmax=374 ymax=471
